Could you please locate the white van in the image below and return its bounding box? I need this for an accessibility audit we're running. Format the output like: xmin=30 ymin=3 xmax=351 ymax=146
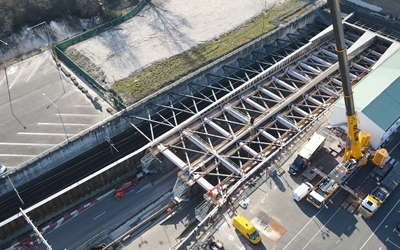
xmin=292 ymin=182 xmax=313 ymax=201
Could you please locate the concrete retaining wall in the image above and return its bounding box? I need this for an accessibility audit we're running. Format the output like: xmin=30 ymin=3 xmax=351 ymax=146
xmin=0 ymin=6 xmax=320 ymax=196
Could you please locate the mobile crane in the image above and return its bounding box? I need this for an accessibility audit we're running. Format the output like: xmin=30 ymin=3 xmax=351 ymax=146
xmin=306 ymin=0 xmax=389 ymax=209
xmin=327 ymin=0 xmax=388 ymax=167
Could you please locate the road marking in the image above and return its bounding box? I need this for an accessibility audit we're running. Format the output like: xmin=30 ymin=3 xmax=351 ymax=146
xmin=26 ymin=52 xmax=46 ymax=82
xmin=390 ymin=140 xmax=400 ymax=154
xmin=58 ymin=113 xmax=105 ymax=117
xmin=38 ymin=122 xmax=90 ymax=126
xmin=0 ymin=142 xmax=55 ymax=146
xmin=73 ymin=104 xmax=94 ymax=108
xmin=283 ymin=189 xmax=342 ymax=250
xmin=93 ymin=211 xmax=106 ymax=220
xmin=302 ymin=207 xmax=341 ymax=250
xmin=0 ymin=154 xmax=36 ymax=157
xmin=17 ymin=132 xmax=74 ymax=136
xmin=9 ymin=61 xmax=28 ymax=89
xmin=359 ymin=198 xmax=400 ymax=250
xmin=386 ymin=237 xmax=400 ymax=249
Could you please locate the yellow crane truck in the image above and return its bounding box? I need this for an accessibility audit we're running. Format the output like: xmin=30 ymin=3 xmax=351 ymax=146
xmin=358 ymin=160 xmax=400 ymax=218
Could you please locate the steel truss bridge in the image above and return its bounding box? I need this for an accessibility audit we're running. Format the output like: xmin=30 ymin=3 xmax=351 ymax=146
xmin=125 ymin=13 xmax=399 ymax=226
xmin=4 ymin=11 xmax=400 ymax=248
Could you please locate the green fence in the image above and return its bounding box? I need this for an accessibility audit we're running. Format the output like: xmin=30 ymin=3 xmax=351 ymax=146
xmin=56 ymin=0 xmax=148 ymax=50
xmin=54 ymin=0 xmax=148 ymax=106
xmin=55 ymin=46 xmax=107 ymax=92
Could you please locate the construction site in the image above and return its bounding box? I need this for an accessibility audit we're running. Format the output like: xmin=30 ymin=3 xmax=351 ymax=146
xmin=0 ymin=0 xmax=400 ymax=249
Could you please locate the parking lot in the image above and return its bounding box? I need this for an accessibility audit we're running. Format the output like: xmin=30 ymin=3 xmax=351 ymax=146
xmin=0 ymin=50 xmax=113 ymax=168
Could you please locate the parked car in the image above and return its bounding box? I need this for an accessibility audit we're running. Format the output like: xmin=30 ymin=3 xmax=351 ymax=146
xmin=288 ymin=156 xmax=306 ymax=175
xmin=0 ymin=164 xmax=6 ymax=175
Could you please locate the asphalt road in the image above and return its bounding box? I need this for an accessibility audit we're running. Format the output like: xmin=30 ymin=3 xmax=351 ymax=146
xmin=32 ymin=172 xmax=177 ymax=250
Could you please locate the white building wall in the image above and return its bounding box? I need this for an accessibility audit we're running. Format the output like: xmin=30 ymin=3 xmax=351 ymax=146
xmin=329 ymin=105 xmax=385 ymax=149
xmin=381 ymin=117 xmax=400 ymax=146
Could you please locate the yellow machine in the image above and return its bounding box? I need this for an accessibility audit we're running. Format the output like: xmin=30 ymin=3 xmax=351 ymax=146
xmin=329 ymin=0 xmax=388 ymax=168
xmin=358 ymin=160 xmax=400 ymax=218
xmin=232 ymin=215 xmax=261 ymax=244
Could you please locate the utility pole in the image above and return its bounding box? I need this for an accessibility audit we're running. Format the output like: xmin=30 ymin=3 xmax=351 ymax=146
xmin=103 ymin=123 xmax=119 ymax=155
xmin=27 ymin=21 xmax=65 ymax=94
xmin=7 ymin=176 xmax=24 ymax=205
xmin=42 ymin=93 xmax=69 ymax=141
xmin=0 ymin=39 xmax=14 ymax=114
xmin=19 ymin=208 xmax=53 ymax=250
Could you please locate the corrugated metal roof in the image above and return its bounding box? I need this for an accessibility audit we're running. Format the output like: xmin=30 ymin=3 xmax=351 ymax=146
xmin=363 ymin=77 xmax=400 ymax=131
xmin=335 ymin=49 xmax=400 ymax=131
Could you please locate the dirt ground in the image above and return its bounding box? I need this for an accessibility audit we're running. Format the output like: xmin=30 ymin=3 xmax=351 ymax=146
xmin=66 ymin=0 xmax=290 ymax=87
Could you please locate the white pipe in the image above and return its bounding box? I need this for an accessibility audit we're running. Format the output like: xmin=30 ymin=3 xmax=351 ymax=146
xmin=299 ymin=62 xmax=321 ymax=74
xmin=311 ymin=55 xmax=332 ymax=66
xmin=287 ymin=70 xmax=309 ymax=82
xmin=258 ymin=86 xmax=282 ymax=101
xmin=277 ymin=115 xmax=298 ymax=131
xmin=239 ymin=142 xmax=262 ymax=159
xmin=321 ymin=49 xmax=338 ymax=59
xmin=273 ymin=76 xmax=297 ymax=91
xmin=204 ymin=117 xmax=232 ymax=139
xmin=157 ymin=144 xmax=188 ymax=170
xmin=241 ymin=95 xmax=268 ymax=113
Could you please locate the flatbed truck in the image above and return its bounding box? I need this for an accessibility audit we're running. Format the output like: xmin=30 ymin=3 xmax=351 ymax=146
xmin=306 ymin=159 xmax=358 ymax=209
xmin=358 ymin=159 xmax=399 ymax=219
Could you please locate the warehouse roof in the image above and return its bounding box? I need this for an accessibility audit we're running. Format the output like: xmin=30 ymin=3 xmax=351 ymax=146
xmin=336 ymin=49 xmax=400 ymax=131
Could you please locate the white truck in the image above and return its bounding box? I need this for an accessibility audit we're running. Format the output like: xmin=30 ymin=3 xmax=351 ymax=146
xmin=288 ymin=133 xmax=326 ymax=175
xmin=292 ymin=182 xmax=313 ymax=201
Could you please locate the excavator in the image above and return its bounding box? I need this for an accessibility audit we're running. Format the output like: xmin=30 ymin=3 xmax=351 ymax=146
xmin=328 ymin=0 xmax=388 ymax=167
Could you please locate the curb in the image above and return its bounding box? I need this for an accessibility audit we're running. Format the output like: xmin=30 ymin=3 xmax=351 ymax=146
xmin=10 ymin=190 xmax=114 ymax=249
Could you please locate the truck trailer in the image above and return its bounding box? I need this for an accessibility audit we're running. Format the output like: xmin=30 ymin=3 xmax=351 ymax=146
xmin=288 ymin=133 xmax=326 ymax=175
xmin=358 ymin=159 xmax=399 ymax=219
xmin=306 ymin=159 xmax=357 ymax=209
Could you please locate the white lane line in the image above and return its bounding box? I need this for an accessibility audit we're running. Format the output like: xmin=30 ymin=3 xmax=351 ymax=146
xmin=302 ymin=207 xmax=341 ymax=250
xmin=9 ymin=61 xmax=28 ymax=89
xmin=386 ymin=237 xmax=400 ymax=249
xmin=58 ymin=113 xmax=105 ymax=117
xmin=0 ymin=142 xmax=55 ymax=146
xmin=93 ymin=211 xmax=106 ymax=220
xmin=359 ymin=198 xmax=400 ymax=250
xmin=17 ymin=132 xmax=74 ymax=136
xmin=73 ymin=105 xmax=94 ymax=108
xmin=38 ymin=122 xmax=90 ymax=126
xmin=26 ymin=52 xmax=46 ymax=82
xmin=283 ymin=210 xmax=324 ymax=249
xmin=0 ymin=154 xmax=36 ymax=157
xmin=42 ymin=63 xmax=52 ymax=75
xmin=390 ymin=140 xmax=400 ymax=154
xmin=283 ymin=190 xmax=343 ymax=250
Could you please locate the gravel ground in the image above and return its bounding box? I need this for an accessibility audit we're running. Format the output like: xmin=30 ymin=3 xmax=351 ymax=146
xmin=66 ymin=0 xmax=290 ymax=87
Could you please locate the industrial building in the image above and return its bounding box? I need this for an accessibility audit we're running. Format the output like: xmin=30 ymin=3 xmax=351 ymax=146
xmin=330 ymin=47 xmax=400 ymax=149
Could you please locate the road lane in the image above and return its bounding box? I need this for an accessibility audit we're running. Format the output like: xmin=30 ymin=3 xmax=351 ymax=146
xmin=35 ymin=173 xmax=177 ymax=250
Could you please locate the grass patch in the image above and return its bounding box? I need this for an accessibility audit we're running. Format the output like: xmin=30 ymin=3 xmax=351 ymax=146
xmin=112 ymin=0 xmax=311 ymax=105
